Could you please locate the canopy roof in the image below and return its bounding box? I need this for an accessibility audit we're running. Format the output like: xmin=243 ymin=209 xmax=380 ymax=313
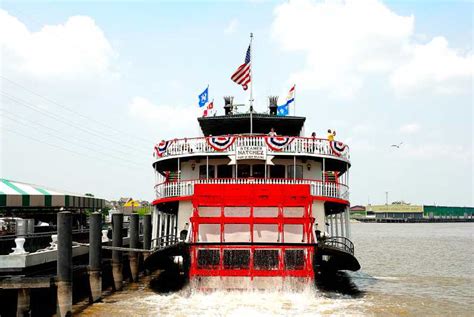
xmin=198 ymin=113 xmax=306 ymax=136
xmin=0 ymin=179 xmax=105 ymax=210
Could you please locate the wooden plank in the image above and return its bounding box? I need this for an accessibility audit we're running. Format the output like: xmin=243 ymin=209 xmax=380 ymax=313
xmin=0 ymin=276 xmax=54 ymax=289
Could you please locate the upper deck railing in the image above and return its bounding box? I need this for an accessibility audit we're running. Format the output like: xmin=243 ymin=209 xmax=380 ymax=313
xmin=153 ymin=135 xmax=350 ymax=162
xmin=154 ymin=178 xmax=349 ymax=202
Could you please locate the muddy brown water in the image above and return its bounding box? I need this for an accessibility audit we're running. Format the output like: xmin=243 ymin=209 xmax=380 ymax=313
xmin=77 ymin=223 xmax=474 ymax=316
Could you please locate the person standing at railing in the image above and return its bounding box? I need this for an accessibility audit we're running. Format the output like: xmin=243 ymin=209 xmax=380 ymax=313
xmin=327 ymin=129 xmax=335 ymax=141
xmin=309 ymin=132 xmax=317 ymax=153
xmin=268 ymin=128 xmax=277 ymax=136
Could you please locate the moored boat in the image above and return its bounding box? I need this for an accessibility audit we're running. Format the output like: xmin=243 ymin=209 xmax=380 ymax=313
xmin=146 ymin=107 xmax=360 ymax=289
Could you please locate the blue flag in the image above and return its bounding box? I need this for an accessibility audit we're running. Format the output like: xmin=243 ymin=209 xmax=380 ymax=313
xmin=277 ymin=103 xmax=289 ymax=116
xmin=198 ymin=87 xmax=209 ymax=107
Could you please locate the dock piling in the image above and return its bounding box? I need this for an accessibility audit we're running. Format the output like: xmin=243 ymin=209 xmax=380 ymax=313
xmin=129 ymin=213 xmax=139 ymax=282
xmin=88 ymin=212 xmax=102 ymax=302
xmin=112 ymin=212 xmax=123 ymax=291
xmin=143 ymin=214 xmax=152 ymax=261
xmin=57 ymin=211 xmax=72 ymax=317
xmin=16 ymin=288 xmax=30 ymax=317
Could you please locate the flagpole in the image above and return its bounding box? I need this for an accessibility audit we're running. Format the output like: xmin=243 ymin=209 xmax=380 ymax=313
xmin=249 ymin=32 xmax=254 ymax=134
xmin=293 ymin=84 xmax=296 ymax=116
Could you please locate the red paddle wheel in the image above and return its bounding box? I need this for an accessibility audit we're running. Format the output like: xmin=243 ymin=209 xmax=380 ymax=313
xmin=189 ymin=184 xmax=316 ymax=285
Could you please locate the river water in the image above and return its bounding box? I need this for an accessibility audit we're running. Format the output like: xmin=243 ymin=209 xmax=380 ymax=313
xmin=78 ymin=223 xmax=474 ymax=316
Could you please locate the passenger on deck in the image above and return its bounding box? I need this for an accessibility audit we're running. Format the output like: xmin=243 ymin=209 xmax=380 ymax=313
xmin=308 ymin=132 xmax=317 ymax=152
xmin=180 ymin=223 xmax=189 ymax=242
xmin=327 ymin=129 xmax=335 ymax=141
xmin=268 ymin=128 xmax=277 ymax=136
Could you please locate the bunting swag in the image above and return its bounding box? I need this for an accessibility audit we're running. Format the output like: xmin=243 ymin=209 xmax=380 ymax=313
xmin=265 ymin=136 xmax=294 ymax=151
xmin=206 ymin=136 xmax=236 ymax=151
xmin=154 ymin=140 xmax=171 ymax=158
xmin=330 ymin=141 xmax=348 ymax=157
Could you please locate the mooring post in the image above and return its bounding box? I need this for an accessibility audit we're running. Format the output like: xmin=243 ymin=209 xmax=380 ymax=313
xmin=16 ymin=288 xmax=30 ymax=317
xmin=57 ymin=211 xmax=72 ymax=317
xmin=143 ymin=214 xmax=152 ymax=261
xmin=88 ymin=212 xmax=102 ymax=302
xmin=129 ymin=213 xmax=139 ymax=282
xmin=112 ymin=212 xmax=123 ymax=291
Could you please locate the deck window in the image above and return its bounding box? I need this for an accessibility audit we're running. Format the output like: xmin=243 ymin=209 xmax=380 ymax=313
xmin=223 ymin=249 xmax=250 ymax=269
xmin=199 ymin=165 xmax=215 ymax=179
xmin=287 ymin=165 xmax=303 ymax=179
xmin=270 ymin=165 xmax=285 ymax=178
xmin=217 ymin=165 xmax=233 ymax=178
xmin=254 ymin=249 xmax=279 ymax=270
xmin=237 ymin=164 xmax=251 ymax=178
xmin=252 ymin=164 xmax=265 ymax=178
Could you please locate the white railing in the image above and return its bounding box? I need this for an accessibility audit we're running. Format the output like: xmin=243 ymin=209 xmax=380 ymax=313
xmin=156 ymin=136 xmax=350 ymax=161
xmin=154 ymin=178 xmax=349 ymax=201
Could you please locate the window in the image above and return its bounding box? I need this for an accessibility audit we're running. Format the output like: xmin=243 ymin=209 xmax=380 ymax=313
xmin=287 ymin=165 xmax=303 ymax=179
xmin=199 ymin=165 xmax=215 ymax=179
xmin=254 ymin=249 xmax=279 ymax=270
xmin=217 ymin=165 xmax=233 ymax=178
xmin=237 ymin=164 xmax=250 ymax=178
xmin=252 ymin=164 xmax=265 ymax=178
xmin=270 ymin=165 xmax=285 ymax=178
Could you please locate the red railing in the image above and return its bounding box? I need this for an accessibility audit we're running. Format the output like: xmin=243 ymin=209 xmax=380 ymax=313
xmin=154 ymin=135 xmax=350 ymax=161
xmin=154 ymin=178 xmax=349 ymax=201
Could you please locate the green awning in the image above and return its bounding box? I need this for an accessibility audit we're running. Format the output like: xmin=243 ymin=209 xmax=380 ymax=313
xmin=0 ymin=178 xmax=105 ymax=210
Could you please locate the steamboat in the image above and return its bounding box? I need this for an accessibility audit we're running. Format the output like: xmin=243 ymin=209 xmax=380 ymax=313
xmin=145 ymin=35 xmax=359 ymax=289
xmin=146 ymin=99 xmax=360 ymax=289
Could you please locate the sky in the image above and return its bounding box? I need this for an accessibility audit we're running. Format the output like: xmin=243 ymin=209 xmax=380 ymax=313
xmin=0 ymin=0 xmax=472 ymax=206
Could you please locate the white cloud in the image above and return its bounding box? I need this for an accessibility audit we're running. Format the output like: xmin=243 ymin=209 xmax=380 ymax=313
xmin=400 ymin=123 xmax=421 ymax=134
xmin=271 ymin=0 xmax=472 ymax=98
xmin=224 ymin=18 xmax=239 ymax=34
xmin=128 ymin=97 xmax=198 ymax=139
xmin=390 ymin=37 xmax=473 ymax=95
xmin=0 ymin=9 xmax=117 ymax=79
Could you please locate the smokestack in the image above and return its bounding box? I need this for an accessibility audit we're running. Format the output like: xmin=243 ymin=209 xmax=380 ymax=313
xmin=224 ymin=96 xmax=234 ymax=115
xmin=268 ymin=96 xmax=278 ymax=115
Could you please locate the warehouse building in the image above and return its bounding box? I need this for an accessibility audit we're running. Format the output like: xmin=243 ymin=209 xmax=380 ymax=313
xmin=366 ymin=204 xmax=423 ymax=219
xmin=424 ymin=205 xmax=473 ymax=219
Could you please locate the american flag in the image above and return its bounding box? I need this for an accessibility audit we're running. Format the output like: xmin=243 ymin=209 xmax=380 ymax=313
xmin=231 ymin=44 xmax=251 ymax=90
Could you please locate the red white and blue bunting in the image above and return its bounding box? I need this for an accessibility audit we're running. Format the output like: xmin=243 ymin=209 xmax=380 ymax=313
xmin=206 ymin=136 xmax=236 ymax=151
xmin=330 ymin=141 xmax=348 ymax=157
xmin=154 ymin=140 xmax=171 ymax=158
xmin=265 ymin=136 xmax=295 ymax=151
